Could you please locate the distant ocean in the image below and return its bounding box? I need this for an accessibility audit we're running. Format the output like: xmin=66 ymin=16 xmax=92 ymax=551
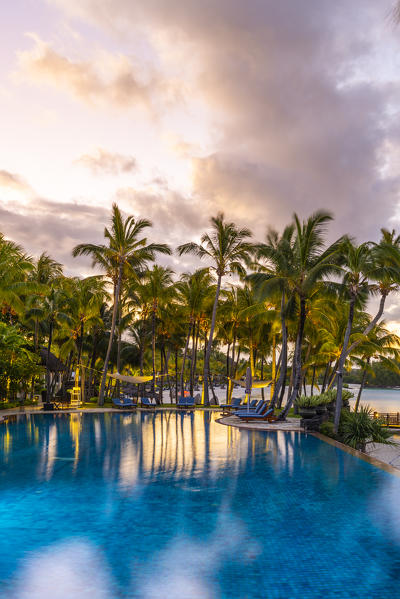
xmin=212 ymin=384 xmax=400 ymax=413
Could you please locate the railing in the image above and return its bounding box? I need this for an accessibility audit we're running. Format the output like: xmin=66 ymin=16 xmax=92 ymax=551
xmin=374 ymin=412 xmax=400 ymax=426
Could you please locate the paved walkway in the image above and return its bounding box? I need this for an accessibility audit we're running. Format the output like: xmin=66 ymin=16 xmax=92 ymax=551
xmin=367 ymin=435 xmax=400 ymax=471
xmin=218 ymin=414 xmax=302 ymax=431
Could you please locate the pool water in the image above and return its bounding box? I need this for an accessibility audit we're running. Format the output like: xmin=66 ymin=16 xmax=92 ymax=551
xmin=1 ymin=411 xmax=400 ymax=598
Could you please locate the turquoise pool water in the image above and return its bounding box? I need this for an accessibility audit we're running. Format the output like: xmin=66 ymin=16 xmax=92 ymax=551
xmin=1 ymin=411 xmax=400 ymax=598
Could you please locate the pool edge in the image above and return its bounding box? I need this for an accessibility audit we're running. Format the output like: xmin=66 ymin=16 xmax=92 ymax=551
xmin=311 ymin=432 xmax=400 ymax=477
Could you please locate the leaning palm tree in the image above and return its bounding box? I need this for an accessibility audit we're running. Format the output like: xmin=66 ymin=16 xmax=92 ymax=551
xmin=333 ymin=240 xmax=373 ymax=431
xmin=178 ymin=213 xmax=253 ymax=405
xmin=72 ymin=203 xmax=171 ymax=405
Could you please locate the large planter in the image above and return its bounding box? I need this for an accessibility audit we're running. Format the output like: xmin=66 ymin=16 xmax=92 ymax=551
xmin=315 ymin=405 xmax=327 ymax=415
xmin=299 ymin=408 xmax=317 ymax=419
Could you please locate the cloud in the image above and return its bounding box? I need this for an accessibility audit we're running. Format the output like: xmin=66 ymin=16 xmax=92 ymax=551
xmin=47 ymin=0 xmax=400 ymax=243
xmin=0 ymin=198 xmax=108 ymax=275
xmin=17 ymin=34 xmax=172 ymax=111
xmin=75 ymin=148 xmax=136 ymax=175
xmin=0 ymin=170 xmax=33 ymax=194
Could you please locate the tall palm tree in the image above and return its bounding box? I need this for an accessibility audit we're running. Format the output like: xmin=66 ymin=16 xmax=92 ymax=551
xmin=72 ymin=203 xmax=171 ymax=405
xmin=278 ymin=212 xmax=343 ymax=419
xmin=139 ymin=265 xmax=175 ymax=400
xmin=178 ymin=213 xmax=253 ymax=405
xmin=25 ymin=253 xmax=63 ymax=351
xmin=175 ymin=268 xmax=213 ymax=396
xmin=251 ymin=225 xmax=296 ymax=408
xmin=333 ymin=240 xmax=372 ymax=431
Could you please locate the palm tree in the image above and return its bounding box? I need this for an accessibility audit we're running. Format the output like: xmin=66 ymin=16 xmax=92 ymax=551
xmin=251 ymin=225 xmax=296 ymax=408
xmin=40 ymin=285 xmax=70 ymax=400
xmin=139 ymin=265 xmax=175 ymax=400
xmin=175 ymin=268 xmax=213 ymax=396
xmin=0 ymin=233 xmax=34 ymax=317
xmin=352 ymin=323 xmax=400 ymax=412
xmin=178 ymin=213 xmax=253 ymax=405
xmin=72 ymin=203 xmax=171 ymax=405
xmin=278 ymin=212 xmax=343 ymax=419
xmin=333 ymin=240 xmax=372 ymax=431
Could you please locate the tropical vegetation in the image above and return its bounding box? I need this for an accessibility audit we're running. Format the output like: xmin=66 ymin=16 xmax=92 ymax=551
xmin=1 ymin=206 xmax=400 ymax=442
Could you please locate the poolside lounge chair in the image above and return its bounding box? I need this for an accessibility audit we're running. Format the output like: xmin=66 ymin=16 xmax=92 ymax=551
xmin=237 ymin=406 xmax=276 ymax=422
xmin=234 ymin=399 xmax=264 ymax=415
xmin=185 ymin=397 xmax=195 ymax=408
xmin=140 ymin=397 xmax=156 ymax=409
xmin=220 ymin=397 xmax=243 ymax=411
xmin=177 ymin=396 xmax=195 ymax=409
xmin=177 ymin=396 xmax=187 ymax=409
xmin=112 ymin=396 xmax=137 ymax=409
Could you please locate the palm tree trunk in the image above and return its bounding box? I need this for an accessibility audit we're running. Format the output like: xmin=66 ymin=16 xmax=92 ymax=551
xmin=346 ymin=292 xmax=387 ymax=357
xmin=116 ymin=304 xmax=122 ymax=398
xmin=261 ymin=356 xmax=265 ymax=401
xmin=174 ymin=347 xmax=179 ymax=403
xmin=279 ymin=296 xmax=306 ymax=420
xmin=189 ymin=325 xmax=196 ymax=397
xmin=98 ymin=264 xmax=122 ymax=406
xmin=321 ymin=361 xmax=331 ymax=393
xmin=159 ymin=344 xmax=164 ymax=404
xmin=270 ymin=291 xmax=287 ymax=409
xmin=46 ymin=321 xmax=53 ymax=401
xmin=354 ymin=358 xmax=369 ymax=412
xmin=270 ymin=334 xmax=276 ymax=399
xmin=77 ymin=321 xmax=84 ymax=366
xmin=203 ymin=274 xmax=222 ymax=406
xmin=151 ymin=305 xmax=156 ymax=400
xmin=277 ymin=352 xmax=287 ymax=409
xmin=225 ymin=342 xmax=231 ymax=402
xmin=334 ymin=296 xmax=356 ymax=432
xmin=310 ymin=364 xmax=316 ymax=395
xmin=180 ymin=322 xmax=192 ymax=397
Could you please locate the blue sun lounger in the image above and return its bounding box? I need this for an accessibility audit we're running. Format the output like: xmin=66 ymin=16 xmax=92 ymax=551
xmin=219 ymin=397 xmax=243 ymax=410
xmin=112 ymin=396 xmax=136 ymax=409
xmin=237 ymin=406 xmax=275 ymax=422
xmin=141 ymin=397 xmax=156 ymax=409
xmin=177 ymin=396 xmax=195 ymax=409
xmin=234 ymin=399 xmax=264 ymax=416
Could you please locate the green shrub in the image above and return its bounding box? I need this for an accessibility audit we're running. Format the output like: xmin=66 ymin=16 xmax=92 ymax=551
xmin=340 ymin=405 xmax=393 ymax=452
xmin=319 ymin=421 xmax=336 ymax=438
xmin=296 ymin=395 xmax=320 ymax=408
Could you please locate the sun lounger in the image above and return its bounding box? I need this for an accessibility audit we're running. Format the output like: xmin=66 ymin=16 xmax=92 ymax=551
xmin=177 ymin=396 xmax=195 ymax=409
xmin=234 ymin=400 xmax=264 ymax=415
xmin=112 ymin=396 xmax=137 ymax=409
xmin=141 ymin=397 xmax=156 ymax=409
xmin=220 ymin=397 xmax=243 ymax=411
xmin=237 ymin=406 xmax=276 ymax=422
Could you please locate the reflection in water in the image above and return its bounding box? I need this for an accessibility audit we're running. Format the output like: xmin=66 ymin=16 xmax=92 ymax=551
xmin=0 ymin=412 xmax=303 ymax=488
xmin=1 ymin=411 xmax=400 ymax=598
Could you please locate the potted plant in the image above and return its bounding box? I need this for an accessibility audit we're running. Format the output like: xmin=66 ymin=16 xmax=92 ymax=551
xmin=296 ymin=395 xmax=318 ymax=418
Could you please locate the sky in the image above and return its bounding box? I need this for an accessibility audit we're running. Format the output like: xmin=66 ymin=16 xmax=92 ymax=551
xmin=2 ymin=0 xmax=400 ymax=325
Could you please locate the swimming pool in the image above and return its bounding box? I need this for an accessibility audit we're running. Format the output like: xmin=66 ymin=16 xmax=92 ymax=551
xmin=1 ymin=411 xmax=400 ymax=598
